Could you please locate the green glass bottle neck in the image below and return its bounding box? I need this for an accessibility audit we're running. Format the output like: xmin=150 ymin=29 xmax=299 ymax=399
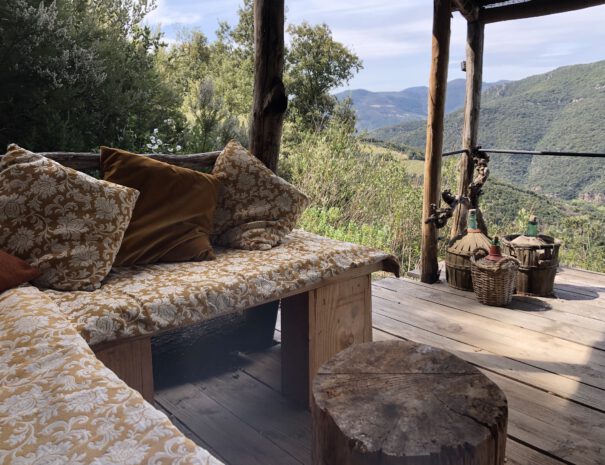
xmin=526 ymin=222 xmax=538 ymax=237
xmin=468 ymin=212 xmax=478 ymax=230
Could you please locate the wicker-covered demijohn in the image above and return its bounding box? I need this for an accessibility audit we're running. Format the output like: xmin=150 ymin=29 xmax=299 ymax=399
xmin=471 ymin=241 xmax=520 ymax=307
xmin=501 ymin=216 xmax=561 ymax=297
xmin=446 ymin=209 xmax=492 ymax=291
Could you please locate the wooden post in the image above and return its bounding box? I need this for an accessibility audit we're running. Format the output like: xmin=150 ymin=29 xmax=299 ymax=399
xmin=281 ymin=275 xmax=373 ymax=407
xmin=249 ymin=0 xmax=288 ymax=173
xmin=421 ymin=0 xmax=452 ymax=284
xmin=450 ymin=20 xmax=485 ymax=239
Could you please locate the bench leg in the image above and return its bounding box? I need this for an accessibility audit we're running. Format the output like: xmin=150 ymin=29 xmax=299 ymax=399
xmin=94 ymin=336 xmax=155 ymax=404
xmin=281 ymin=275 xmax=373 ymax=407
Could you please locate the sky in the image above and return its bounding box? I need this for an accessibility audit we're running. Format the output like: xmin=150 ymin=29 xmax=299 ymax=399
xmin=145 ymin=0 xmax=605 ymax=92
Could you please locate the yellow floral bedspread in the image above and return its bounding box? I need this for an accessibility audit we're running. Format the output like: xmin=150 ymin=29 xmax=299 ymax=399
xmin=0 ymin=286 xmax=222 ymax=465
xmin=45 ymin=230 xmax=399 ymax=345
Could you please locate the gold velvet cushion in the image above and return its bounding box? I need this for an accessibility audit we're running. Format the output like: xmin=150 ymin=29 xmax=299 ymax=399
xmin=101 ymin=147 xmax=220 ymax=266
xmin=212 ymin=140 xmax=309 ymax=250
xmin=0 ymin=250 xmax=40 ymax=292
xmin=0 ymin=144 xmax=139 ymax=291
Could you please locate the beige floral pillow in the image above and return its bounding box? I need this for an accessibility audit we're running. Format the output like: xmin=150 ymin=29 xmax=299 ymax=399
xmin=0 ymin=144 xmax=139 ymax=291
xmin=212 ymin=140 xmax=309 ymax=250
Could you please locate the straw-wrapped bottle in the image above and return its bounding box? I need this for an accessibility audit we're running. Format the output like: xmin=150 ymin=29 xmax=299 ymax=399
xmin=445 ymin=209 xmax=492 ymax=291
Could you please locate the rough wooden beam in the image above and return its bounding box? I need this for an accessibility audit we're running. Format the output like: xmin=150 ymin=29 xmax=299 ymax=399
xmin=480 ymin=0 xmax=605 ymax=23
xmin=249 ymin=0 xmax=288 ymax=173
xmin=452 ymin=0 xmax=479 ymax=21
xmin=450 ymin=21 xmax=485 ymax=239
xmin=421 ymin=0 xmax=452 ymax=284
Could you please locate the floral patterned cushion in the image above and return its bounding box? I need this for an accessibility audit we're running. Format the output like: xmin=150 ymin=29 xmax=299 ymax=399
xmin=212 ymin=140 xmax=309 ymax=250
xmin=43 ymin=230 xmax=398 ymax=345
xmin=0 ymin=145 xmax=139 ymax=291
xmin=0 ymin=286 xmax=222 ymax=465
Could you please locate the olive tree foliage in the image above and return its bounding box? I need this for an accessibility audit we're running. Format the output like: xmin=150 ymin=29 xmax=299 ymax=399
xmin=177 ymin=0 xmax=362 ymax=136
xmin=285 ymin=22 xmax=362 ymax=130
xmin=0 ymin=0 xmax=179 ymax=151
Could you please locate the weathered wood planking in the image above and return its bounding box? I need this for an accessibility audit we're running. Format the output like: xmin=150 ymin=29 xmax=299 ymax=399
xmin=156 ymin=383 xmax=303 ymax=465
xmin=371 ymin=331 xmax=605 ymax=464
xmin=281 ymin=275 xmax=373 ymax=406
xmin=94 ymin=336 xmax=154 ymax=404
xmin=372 ymin=287 xmax=605 ymax=391
xmin=374 ymin=278 xmax=605 ymax=350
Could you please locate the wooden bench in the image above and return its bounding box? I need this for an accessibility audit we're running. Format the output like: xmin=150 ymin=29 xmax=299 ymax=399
xmin=43 ymin=151 xmax=398 ymax=407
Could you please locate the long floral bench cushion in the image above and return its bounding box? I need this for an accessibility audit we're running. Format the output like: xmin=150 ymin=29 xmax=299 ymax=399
xmin=0 ymin=286 xmax=222 ymax=465
xmin=44 ymin=230 xmax=399 ymax=345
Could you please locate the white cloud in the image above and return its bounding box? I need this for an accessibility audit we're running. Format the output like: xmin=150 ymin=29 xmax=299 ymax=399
xmin=145 ymin=0 xmax=203 ymax=26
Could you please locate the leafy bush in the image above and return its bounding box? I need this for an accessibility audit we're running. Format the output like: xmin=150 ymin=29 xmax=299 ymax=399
xmin=281 ymin=120 xmax=423 ymax=271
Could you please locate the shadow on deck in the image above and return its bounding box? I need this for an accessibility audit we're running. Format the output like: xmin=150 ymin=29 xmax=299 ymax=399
xmin=153 ymin=267 xmax=605 ymax=465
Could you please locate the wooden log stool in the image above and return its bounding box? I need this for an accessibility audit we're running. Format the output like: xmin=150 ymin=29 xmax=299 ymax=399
xmin=311 ymin=340 xmax=508 ymax=465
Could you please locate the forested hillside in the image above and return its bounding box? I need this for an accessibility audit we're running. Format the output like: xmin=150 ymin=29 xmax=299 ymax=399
xmin=335 ymin=80 xmax=502 ymax=131
xmin=372 ymin=61 xmax=605 ymax=202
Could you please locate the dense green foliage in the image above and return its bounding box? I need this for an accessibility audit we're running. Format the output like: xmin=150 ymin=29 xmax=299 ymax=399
xmin=0 ymin=0 xmax=178 ymax=151
xmin=1 ymin=0 xmax=602 ymax=273
xmin=372 ymin=61 xmax=605 ymax=202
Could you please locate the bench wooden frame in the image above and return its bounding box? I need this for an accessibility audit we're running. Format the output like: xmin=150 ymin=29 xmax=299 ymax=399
xmin=36 ymin=151 xmax=396 ymax=406
xmin=91 ymin=262 xmax=389 ymax=406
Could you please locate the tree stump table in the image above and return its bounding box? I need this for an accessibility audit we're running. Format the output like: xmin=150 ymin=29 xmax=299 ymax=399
xmin=311 ymin=340 xmax=508 ymax=465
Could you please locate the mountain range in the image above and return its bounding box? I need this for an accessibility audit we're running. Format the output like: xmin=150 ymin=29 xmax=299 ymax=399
xmin=366 ymin=61 xmax=605 ymax=202
xmin=336 ymin=80 xmax=503 ymax=131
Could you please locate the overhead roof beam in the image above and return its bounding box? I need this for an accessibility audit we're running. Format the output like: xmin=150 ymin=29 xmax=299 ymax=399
xmin=452 ymin=0 xmax=480 ymax=21
xmin=480 ymin=0 xmax=605 ymax=23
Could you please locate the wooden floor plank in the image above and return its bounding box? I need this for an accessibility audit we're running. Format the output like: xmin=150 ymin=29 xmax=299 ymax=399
xmin=384 ymin=275 xmax=605 ymax=324
xmin=375 ymin=278 xmax=605 ymax=350
xmin=371 ymin=287 xmax=605 ymax=391
xmin=370 ymin=313 xmax=605 ymax=412
xmin=485 ymin=371 xmax=605 ymax=465
xmin=193 ymin=367 xmax=311 ymax=464
xmin=505 ymin=440 xmax=568 ymax=465
xmin=156 ymin=383 xmax=303 ymax=465
xmin=372 ymin=329 xmax=605 ymax=465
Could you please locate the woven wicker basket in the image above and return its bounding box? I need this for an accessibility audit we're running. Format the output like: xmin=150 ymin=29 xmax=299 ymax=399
xmin=470 ymin=248 xmax=520 ymax=306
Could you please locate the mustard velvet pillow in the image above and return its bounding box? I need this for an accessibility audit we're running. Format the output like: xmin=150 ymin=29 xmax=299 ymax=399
xmin=0 ymin=144 xmax=139 ymax=291
xmin=101 ymin=147 xmax=220 ymax=266
xmin=212 ymin=140 xmax=309 ymax=250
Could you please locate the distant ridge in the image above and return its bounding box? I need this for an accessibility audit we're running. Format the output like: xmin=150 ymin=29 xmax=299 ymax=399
xmin=335 ymin=80 xmax=501 ymax=131
xmin=370 ymin=61 xmax=605 ymax=202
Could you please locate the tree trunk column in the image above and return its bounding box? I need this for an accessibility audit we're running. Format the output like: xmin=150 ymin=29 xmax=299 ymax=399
xmin=451 ymin=20 xmax=485 ymax=239
xmin=312 ymin=340 xmax=508 ymax=465
xmin=421 ymin=0 xmax=452 ymax=283
xmin=249 ymin=0 xmax=288 ymax=173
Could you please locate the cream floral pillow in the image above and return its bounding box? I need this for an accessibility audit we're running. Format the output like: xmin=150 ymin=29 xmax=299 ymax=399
xmin=0 ymin=144 xmax=139 ymax=291
xmin=212 ymin=140 xmax=309 ymax=250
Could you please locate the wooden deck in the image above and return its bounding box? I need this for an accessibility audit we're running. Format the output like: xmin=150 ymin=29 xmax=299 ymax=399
xmin=154 ymin=267 xmax=605 ymax=465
